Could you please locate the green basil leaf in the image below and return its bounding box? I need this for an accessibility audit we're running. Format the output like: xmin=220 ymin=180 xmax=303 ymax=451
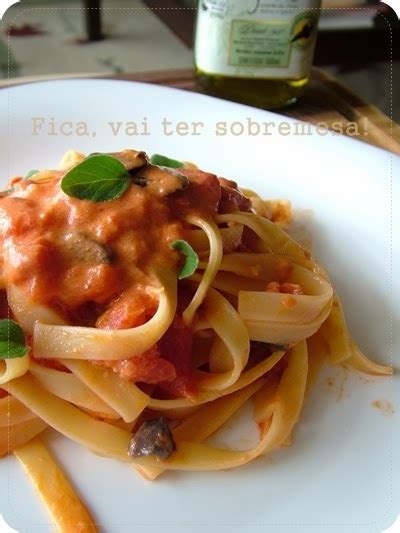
xmin=61 ymin=154 xmax=130 ymax=202
xmin=171 ymin=240 xmax=199 ymax=280
xmin=25 ymin=170 xmax=39 ymax=178
xmin=150 ymin=154 xmax=184 ymax=169
xmin=0 ymin=319 xmax=29 ymax=359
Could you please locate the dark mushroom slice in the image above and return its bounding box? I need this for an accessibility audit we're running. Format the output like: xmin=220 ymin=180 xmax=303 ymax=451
xmin=62 ymin=232 xmax=113 ymax=264
xmin=128 ymin=416 xmax=176 ymax=461
xmin=108 ymin=149 xmax=148 ymax=172
xmin=251 ymin=341 xmax=290 ymax=352
xmin=248 ymin=341 xmax=289 ymax=367
xmin=133 ymin=165 xmax=189 ymax=196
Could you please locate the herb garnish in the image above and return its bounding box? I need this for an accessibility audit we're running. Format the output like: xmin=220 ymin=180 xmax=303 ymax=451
xmin=150 ymin=154 xmax=184 ymax=169
xmin=171 ymin=240 xmax=199 ymax=279
xmin=0 ymin=319 xmax=29 ymax=359
xmin=61 ymin=154 xmax=130 ymax=202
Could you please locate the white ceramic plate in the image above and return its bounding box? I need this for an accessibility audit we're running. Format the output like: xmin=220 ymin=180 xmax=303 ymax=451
xmin=0 ymin=80 xmax=399 ymax=533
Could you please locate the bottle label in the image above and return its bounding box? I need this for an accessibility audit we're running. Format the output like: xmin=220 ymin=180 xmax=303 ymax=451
xmin=195 ymin=0 xmax=321 ymax=80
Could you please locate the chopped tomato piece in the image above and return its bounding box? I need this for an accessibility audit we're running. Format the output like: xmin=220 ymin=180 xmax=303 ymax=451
xmin=265 ymin=281 xmax=280 ymax=293
xmin=157 ymin=315 xmax=197 ymax=400
xmin=99 ymin=348 xmax=177 ymax=384
xmin=95 ymin=291 xmax=175 ymax=384
xmin=96 ymin=293 xmax=196 ymax=395
xmin=96 ymin=288 xmax=157 ymax=330
xmin=158 ymin=374 xmax=198 ymax=402
xmin=158 ymin=315 xmax=193 ymax=375
xmin=0 ymin=291 xmax=10 ymax=319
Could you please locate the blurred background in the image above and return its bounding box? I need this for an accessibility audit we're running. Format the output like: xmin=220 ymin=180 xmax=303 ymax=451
xmin=1 ymin=0 xmax=399 ymax=120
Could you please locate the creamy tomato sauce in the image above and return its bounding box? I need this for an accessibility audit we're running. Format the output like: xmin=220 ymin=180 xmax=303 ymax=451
xmin=0 ymin=152 xmax=250 ymax=397
xmin=0 ymin=166 xmax=219 ymax=318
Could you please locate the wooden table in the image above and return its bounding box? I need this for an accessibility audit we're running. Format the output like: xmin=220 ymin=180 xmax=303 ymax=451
xmin=2 ymin=68 xmax=400 ymax=155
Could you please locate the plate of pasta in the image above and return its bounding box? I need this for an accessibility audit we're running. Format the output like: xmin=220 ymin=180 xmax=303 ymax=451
xmin=0 ymin=80 xmax=399 ymax=533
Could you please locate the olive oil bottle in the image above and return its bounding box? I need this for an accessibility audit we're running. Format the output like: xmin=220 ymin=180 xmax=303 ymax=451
xmin=194 ymin=0 xmax=321 ymax=109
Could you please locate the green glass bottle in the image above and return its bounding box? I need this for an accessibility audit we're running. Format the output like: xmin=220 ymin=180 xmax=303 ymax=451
xmin=194 ymin=0 xmax=321 ymax=109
